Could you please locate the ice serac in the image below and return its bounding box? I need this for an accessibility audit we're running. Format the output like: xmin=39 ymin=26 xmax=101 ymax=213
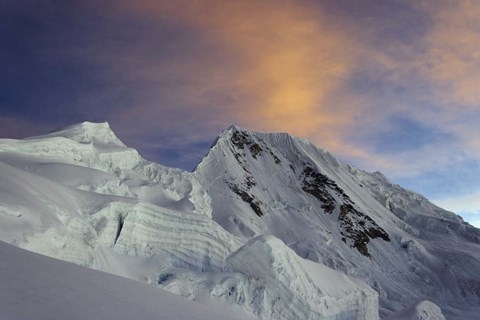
xmin=0 ymin=129 xmax=237 ymax=271
xmin=155 ymin=235 xmax=378 ymax=320
xmin=226 ymin=235 xmax=379 ymax=320
xmin=194 ymin=125 xmax=480 ymax=319
xmin=0 ymin=121 xmax=231 ymax=273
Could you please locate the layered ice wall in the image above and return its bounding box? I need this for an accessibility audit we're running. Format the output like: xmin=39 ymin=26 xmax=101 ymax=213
xmin=157 ymin=235 xmax=379 ymax=320
xmin=0 ymin=122 xmax=236 ymax=271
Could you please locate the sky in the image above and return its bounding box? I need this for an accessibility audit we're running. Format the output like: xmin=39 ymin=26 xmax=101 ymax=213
xmin=1 ymin=0 xmax=479 ymax=227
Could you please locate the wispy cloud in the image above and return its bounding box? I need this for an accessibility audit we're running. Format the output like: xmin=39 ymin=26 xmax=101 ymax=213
xmin=318 ymin=0 xmax=480 ymax=181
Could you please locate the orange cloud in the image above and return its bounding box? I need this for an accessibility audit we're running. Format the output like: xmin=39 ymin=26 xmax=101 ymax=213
xmin=120 ymin=0 xmax=363 ymax=151
xmin=107 ymin=0 xmax=479 ymax=176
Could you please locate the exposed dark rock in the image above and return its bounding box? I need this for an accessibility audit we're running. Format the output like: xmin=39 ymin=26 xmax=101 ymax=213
xmin=230 ymin=133 xmax=391 ymax=256
xmin=301 ymin=166 xmax=338 ymax=214
xmin=230 ymin=129 xmax=281 ymax=164
xmin=249 ymin=202 xmax=263 ymax=217
xmin=232 ymin=150 xmax=244 ymax=164
xmin=228 ymin=184 xmax=263 ymax=217
xmin=229 ymin=145 xmax=253 ymax=178
xmin=244 ymin=176 xmax=256 ymax=188
xmin=249 ymin=143 xmax=263 ymax=159
xmin=339 ymin=203 xmax=390 ymax=257
xmin=231 ymin=131 xmax=249 ymax=148
xmin=301 ymin=165 xmax=390 ymax=257
xmin=269 ymin=151 xmax=281 ymax=164
xmin=229 ymin=134 xmax=258 ymax=191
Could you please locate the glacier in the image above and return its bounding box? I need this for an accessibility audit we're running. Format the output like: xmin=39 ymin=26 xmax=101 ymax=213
xmin=1 ymin=121 xmax=479 ymax=319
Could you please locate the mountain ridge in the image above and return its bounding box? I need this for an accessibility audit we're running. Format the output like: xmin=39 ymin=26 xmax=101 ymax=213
xmin=194 ymin=124 xmax=480 ymax=318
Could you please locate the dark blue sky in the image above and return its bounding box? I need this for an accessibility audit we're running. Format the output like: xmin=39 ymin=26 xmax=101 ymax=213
xmin=1 ymin=0 xmax=479 ymax=225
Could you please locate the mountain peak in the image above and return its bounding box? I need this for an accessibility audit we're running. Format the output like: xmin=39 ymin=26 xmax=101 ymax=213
xmin=226 ymin=124 xmax=243 ymax=131
xmin=221 ymin=124 xmax=254 ymax=137
xmin=32 ymin=121 xmax=126 ymax=147
xmin=61 ymin=121 xmax=111 ymax=133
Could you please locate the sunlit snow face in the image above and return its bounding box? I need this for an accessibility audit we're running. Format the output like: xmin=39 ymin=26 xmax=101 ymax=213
xmin=1 ymin=0 xmax=480 ymax=224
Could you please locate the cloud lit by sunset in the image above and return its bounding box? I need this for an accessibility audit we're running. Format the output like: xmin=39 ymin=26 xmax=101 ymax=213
xmin=120 ymin=0 xmax=362 ymax=140
xmin=1 ymin=0 xmax=480 ymax=226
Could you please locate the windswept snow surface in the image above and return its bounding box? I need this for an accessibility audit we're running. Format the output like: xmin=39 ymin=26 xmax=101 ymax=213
xmin=194 ymin=125 xmax=480 ymax=319
xmin=0 ymin=122 xmax=380 ymax=320
xmin=0 ymin=240 xmax=246 ymax=320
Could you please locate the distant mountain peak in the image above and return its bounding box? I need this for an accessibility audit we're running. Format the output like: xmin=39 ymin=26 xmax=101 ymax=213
xmin=29 ymin=121 xmax=126 ymax=147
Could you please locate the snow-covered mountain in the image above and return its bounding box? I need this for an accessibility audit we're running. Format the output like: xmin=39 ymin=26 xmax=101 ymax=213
xmin=1 ymin=122 xmax=479 ymax=319
xmin=194 ymin=125 xmax=480 ymax=319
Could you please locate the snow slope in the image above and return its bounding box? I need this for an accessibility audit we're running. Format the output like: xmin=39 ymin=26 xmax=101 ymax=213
xmin=194 ymin=125 xmax=480 ymax=319
xmin=386 ymin=301 xmax=446 ymax=320
xmin=0 ymin=122 xmax=380 ymax=320
xmin=0 ymin=240 xmax=246 ymax=320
